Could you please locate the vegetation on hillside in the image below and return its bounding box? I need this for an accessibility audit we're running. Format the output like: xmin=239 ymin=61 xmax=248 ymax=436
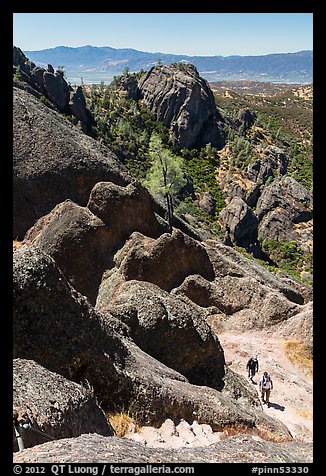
xmin=83 ymin=71 xmax=312 ymax=281
xmin=214 ymin=89 xmax=313 ymax=192
xmin=84 ymin=74 xmax=225 ymax=235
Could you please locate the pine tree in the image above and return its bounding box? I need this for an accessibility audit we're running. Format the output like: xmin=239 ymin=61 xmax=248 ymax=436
xmin=143 ymin=133 xmax=186 ymax=233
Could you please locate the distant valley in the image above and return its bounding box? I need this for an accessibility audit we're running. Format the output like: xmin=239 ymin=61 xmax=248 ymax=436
xmin=24 ymin=45 xmax=313 ymax=84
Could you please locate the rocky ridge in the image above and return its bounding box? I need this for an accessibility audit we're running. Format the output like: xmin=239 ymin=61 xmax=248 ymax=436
xmin=13 ymin=46 xmax=91 ymax=130
xmin=12 ymin=53 xmax=313 ymax=463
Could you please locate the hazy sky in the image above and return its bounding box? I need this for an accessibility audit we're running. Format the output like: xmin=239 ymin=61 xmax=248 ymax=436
xmin=13 ymin=13 xmax=313 ymax=56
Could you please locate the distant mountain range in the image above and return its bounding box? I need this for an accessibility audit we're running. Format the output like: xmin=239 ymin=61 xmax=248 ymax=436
xmin=24 ymin=45 xmax=313 ymax=83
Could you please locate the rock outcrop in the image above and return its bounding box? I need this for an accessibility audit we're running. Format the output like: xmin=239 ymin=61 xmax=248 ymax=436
xmin=13 ymin=244 xmax=292 ymax=439
xmin=247 ymin=145 xmax=288 ymax=184
xmin=13 ymin=46 xmax=91 ymax=128
xmin=13 ymin=358 xmax=113 ymax=451
xmin=269 ymin=301 xmax=313 ymax=357
xmin=112 ymin=230 xmax=215 ymax=292
xmin=24 ymin=180 xmax=168 ymax=303
xmin=256 ymin=176 xmax=313 ymax=252
xmin=138 ymin=63 xmax=226 ymax=150
xmin=13 ymin=87 xmax=131 ymax=238
xmin=107 ymin=280 xmax=225 ymax=389
xmin=236 ymin=108 xmax=257 ymax=133
xmin=219 ymin=196 xmax=259 ymax=248
xmin=13 ymin=433 xmax=313 ymax=463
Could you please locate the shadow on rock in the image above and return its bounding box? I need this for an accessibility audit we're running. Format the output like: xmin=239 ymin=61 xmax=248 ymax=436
xmin=269 ymin=402 xmax=285 ymax=412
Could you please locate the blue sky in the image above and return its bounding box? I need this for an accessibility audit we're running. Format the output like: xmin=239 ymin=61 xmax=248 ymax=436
xmin=13 ymin=13 xmax=313 ymax=56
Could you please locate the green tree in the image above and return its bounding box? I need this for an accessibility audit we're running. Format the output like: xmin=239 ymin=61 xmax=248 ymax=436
xmin=143 ymin=133 xmax=186 ymax=233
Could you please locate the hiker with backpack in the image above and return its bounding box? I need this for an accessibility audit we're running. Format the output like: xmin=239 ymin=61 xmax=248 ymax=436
xmin=259 ymin=371 xmax=273 ymax=407
xmin=246 ymin=355 xmax=259 ymax=382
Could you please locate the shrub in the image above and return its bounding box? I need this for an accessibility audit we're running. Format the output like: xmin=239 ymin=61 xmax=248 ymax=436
xmin=107 ymin=411 xmax=141 ymax=437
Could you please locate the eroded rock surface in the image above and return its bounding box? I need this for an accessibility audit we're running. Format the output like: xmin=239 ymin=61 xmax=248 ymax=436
xmin=13 ymin=87 xmax=131 ymax=238
xmin=138 ymin=63 xmax=225 ymax=150
xmin=13 ymin=433 xmax=313 ymax=463
xmin=13 ymin=244 xmax=291 ymax=440
xmin=107 ymin=280 xmax=225 ymax=389
xmin=13 ymin=358 xmax=113 ymax=451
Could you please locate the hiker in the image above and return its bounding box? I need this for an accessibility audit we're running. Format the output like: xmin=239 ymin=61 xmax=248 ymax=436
xmin=259 ymin=371 xmax=273 ymax=407
xmin=246 ymin=355 xmax=259 ymax=382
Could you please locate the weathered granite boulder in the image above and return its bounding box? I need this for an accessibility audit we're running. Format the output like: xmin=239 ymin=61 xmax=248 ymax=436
xmin=43 ymin=70 xmax=70 ymax=112
xmin=113 ymin=229 xmax=215 ymax=292
xmin=13 ymin=87 xmax=131 ymax=238
xmin=13 ymin=433 xmax=312 ymax=463
xmin=68 ymin=86 xmax=90 ymax=125
xmin=203 ymin=240 xmax=307 ymax=305
xmin=247 ymin=145 xmax=288 ymax=184
xmin=219 ymin=197 xmax=259 ymax=248
xmin=24 ymin=200 xmax=114 ymax=303
xmin=138 ymin=63 xmax=225 ymax=150
xmin=175 ymin=273 xmax=300 ymax=330
xmin=107 ymin=280 xmax=225 ymax=389
xmin=256 ymin=176 xmax=313 ymax=251
xmin=13 ymin=358 xmax=113 ymax=451
xmin=87 ymin=180 xmax=166 ymax=238
xmin=24 ymin=180 xmax=168 ymax=303
xmin=30 ymin=66 xmax=46 ymax=93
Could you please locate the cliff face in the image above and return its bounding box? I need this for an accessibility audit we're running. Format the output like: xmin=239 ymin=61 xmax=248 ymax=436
xmin=138 ymin=63 xmax=226 ymax=150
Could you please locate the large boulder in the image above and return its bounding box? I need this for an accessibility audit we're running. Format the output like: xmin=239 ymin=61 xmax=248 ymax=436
xmin=236 ymin=108 xmax=257 ymax=132
xmin=13 ymin=87 xmax=131 ymax=238
xmin=107 ymin=280 xmax=225 ymax=389
xmin=112 ymin=229 xmax=215 ymax=292
xmin=256 ymin=176 xmax=313 ymax=252
xmin=198 ymin=191 xmax=216 ymax=216
xmin=87 ymin=180 xmax=166 ymax=238
xmin=24 ymin=181 xmax=168 ymax=303
xmin=43 ymin=70 xmax=70 ymax=112
xmin=13 ymin=358 xmax=113 ymax=451
xmin=138 ymin=63 xmax=225 ymax=150
xmin=68 ymin=86 xmax=90 ymax=125
xmin=219 ymin=197 xmax=259 ymax=248
xmin=175 ymin=273 xmax=300 ymax=330
xmin=24 ymin=200 xmax=114 ymax=304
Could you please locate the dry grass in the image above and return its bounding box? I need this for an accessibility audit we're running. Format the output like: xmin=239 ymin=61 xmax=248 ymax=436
xmin=283 ymin=339 xmax=313 ymax=377
xmin=108 ymin=411 xmax=141 ymax=437
xmin=219 ymin=422 xmax=254 ymax=440
xmin=13 ymin=240 xmax=23 ymax=251
xmin=297 ymin=409 xmax=313 ymax=419
xmin=218 ymin=422 xmax=291 ymax=443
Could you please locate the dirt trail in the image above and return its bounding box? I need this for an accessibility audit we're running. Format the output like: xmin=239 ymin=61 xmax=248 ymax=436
xmin=219 ymin=329 xmax=313 ymax=442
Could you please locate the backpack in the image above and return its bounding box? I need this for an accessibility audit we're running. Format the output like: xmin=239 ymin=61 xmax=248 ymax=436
xmin=248 ymin=358 xmax=257 ymax=369
xmin=262 ymin=374 xmax=271 ymax=386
